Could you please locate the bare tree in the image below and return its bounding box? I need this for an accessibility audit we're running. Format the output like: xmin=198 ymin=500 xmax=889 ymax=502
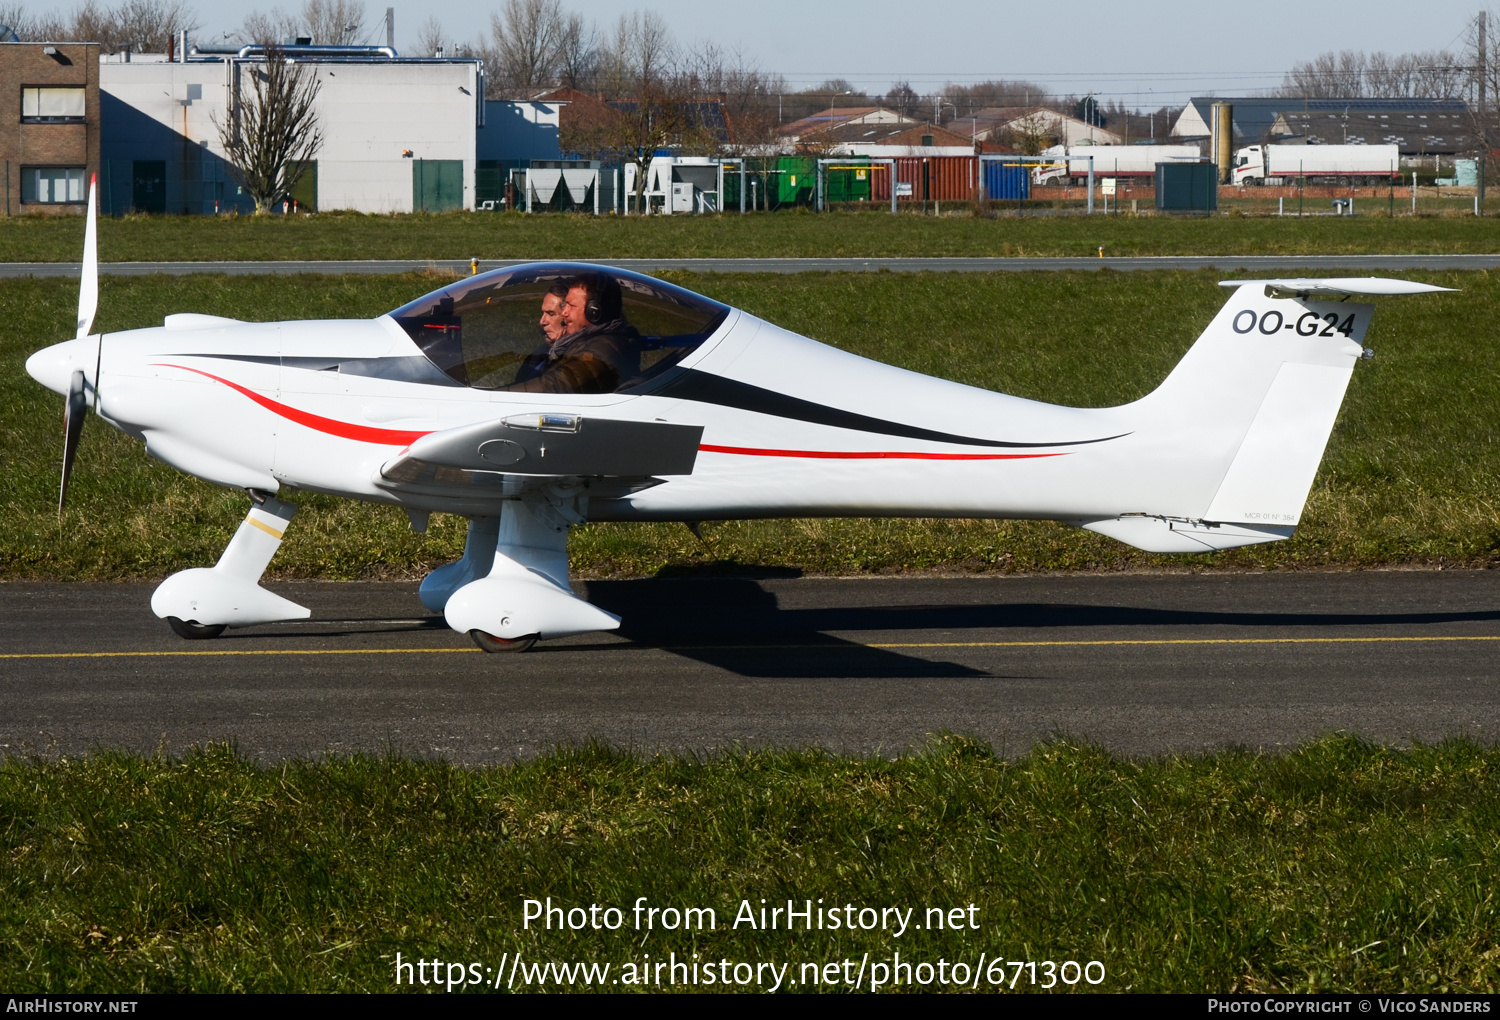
xmin=489 ymin=0 xmax=563 ymax=94
xmin=239 ymin=7 xmax=300 ymax=45
xmin=944 ymin=79 xmax=1051 ymax=116
xmin=555 ymin=11 xmax=596 ymax=90
xmin=14 ymin=0 xmax=198 ymax=52
xmin=217 ymin=46 xmax=324 ymax=213
xmin=995 ymin=110 xmax=1058 ymax=155
xmin=0 ymin=4 xmax=34 ymax=37
xmin=884 ymin=82 xmax=921 ymax=118
xmin=301 ymin=0 xmax=364 ymax=45
xmin=414 ymin=14 xmax=444 ymax=57
xmin=1279 ymin=48 xmax=1464 ymax=98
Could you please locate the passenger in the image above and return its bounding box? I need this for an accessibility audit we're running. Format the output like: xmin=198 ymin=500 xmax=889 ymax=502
xmin=512 ymin=282 xmax=572 ymax=386
xmin=538 ymin=282 xmax=568 ymax=342
xmin=506 ymin=273 xmax=640 ymax=394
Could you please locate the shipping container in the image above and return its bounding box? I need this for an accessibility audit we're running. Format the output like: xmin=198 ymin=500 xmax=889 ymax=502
xmin=871 ymin=156 xmax=978 ymax=203
xmin=776 ymin=156 xmax=816 ymax=206
xmin=823 ymin=159 xmax=874 ymax=203
xmin=1156 ymin=160 xmax=1217 ymax=212
xmin=982 ymin=159 xmax=1030 ymax=201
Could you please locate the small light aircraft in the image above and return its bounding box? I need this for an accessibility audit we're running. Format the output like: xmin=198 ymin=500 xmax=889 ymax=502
xmin=26 ymin=182 xmax=1452 ymax=651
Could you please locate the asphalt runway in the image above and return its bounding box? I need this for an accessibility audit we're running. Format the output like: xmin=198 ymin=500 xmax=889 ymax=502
xmin=2 ymin=571 xmax=1497 ymax=763
xmin=1 ymin=254 xmax=1497 ymax=277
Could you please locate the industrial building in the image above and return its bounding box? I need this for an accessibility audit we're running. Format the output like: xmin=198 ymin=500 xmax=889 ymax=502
xmin=95 ymin=45 xmax=482 ymax=215
xmin=0 ymin=41 xmax=100 ymax=215
xmin=800 ymin=121 xmax=975 ymax=158
xmin=1172 ymin=96 xmax=1472 ymax=156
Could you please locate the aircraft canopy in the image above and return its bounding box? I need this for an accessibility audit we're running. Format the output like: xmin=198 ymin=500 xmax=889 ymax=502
xmin=389 ymin=262 xmax=730 ymax=393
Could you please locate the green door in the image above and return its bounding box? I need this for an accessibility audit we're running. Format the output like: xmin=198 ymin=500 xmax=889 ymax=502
xmin=287 ymin=160 xmax=317 ymax=212
xmin=132 ymin=160 xmax=165 ymax=214
xmin=413 ymin=159 xmax=463 ymax=212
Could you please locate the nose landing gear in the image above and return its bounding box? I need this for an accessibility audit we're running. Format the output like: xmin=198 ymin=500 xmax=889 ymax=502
xmin=167 ymin=617 xmax=228 ymax=640
xmin=469 ymin=630 xmax=539 ymax=654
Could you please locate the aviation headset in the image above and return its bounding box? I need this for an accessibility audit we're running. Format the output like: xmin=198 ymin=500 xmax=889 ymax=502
xmin=578 ymin=273 xmax=623 ymax=325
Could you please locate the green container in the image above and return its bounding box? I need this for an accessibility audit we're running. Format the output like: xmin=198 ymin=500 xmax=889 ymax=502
xmin=824 ymin=160 xmax=873 ymax=203
xmin=1155 ymin=160 xmax=1217 ymax=212
xmin=776 ymin=157 xmax=816 ymax=206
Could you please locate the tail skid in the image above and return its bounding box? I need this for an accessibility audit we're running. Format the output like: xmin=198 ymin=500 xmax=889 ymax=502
xmin=1073 ymin=278 xmax=1451 ymax=553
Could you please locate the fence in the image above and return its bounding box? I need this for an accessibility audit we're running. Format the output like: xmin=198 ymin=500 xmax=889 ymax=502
xmin=97 ymin=159 xmax=258 ymax=216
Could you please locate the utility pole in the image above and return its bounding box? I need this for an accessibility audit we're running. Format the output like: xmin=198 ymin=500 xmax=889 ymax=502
xmin=1480 ymin=11 xmax=1488 ymax=214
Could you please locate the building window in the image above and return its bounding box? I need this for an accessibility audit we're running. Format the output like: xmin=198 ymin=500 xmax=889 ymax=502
xmin=21 ymin=86 xmax=86 ymax=122
xmin=21 ymin=167 xmax=86 ymax=204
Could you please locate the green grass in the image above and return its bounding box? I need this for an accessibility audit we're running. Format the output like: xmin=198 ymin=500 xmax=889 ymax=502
xmin=2 ymin=269 xmax=1497 ymax=580
xmin=2 ymin=736 xmax=1497 ymax=992
xmin=2 ymin=208 xmax=1500 ymax=262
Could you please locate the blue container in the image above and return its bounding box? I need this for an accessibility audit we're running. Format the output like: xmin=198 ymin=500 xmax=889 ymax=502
xmin=984 ymin=160 xmax=1031 ymax=201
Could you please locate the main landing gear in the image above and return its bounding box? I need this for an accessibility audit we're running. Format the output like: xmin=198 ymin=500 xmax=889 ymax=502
xmin=418 ymin=489 xmax=620 ymax=653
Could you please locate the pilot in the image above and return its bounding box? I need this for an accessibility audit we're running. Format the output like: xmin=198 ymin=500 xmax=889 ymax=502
xmin=506 ymin=273 xmax=640 ymax=394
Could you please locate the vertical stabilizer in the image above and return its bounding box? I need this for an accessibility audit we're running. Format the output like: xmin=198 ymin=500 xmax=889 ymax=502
xmin=1123 ymin=281 xmax=1373 ymax=527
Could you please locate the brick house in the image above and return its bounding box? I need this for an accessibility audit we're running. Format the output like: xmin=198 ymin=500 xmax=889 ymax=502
xmin=0 ymin=41 xmax=100 ymax=215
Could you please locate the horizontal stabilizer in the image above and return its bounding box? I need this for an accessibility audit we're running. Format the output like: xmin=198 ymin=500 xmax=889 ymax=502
xmin=1219 ymin=278 xmax=1456 ymax=298
xmin=1076 ymin=516 xmax=1294 ymax=553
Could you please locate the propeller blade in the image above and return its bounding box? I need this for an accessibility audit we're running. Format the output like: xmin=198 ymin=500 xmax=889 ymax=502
xmin=59 ymin=369 xmax=87 ymax=513
xmin=76 ymin=174 xmax=97 ymax=340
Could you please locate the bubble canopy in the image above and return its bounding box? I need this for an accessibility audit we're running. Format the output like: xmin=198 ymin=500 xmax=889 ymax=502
xmin=388 ymin=262 xmax=731 ymax=393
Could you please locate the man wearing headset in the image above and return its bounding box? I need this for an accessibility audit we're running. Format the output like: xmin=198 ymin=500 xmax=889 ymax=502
xmin=509 ymin=273 xmax=640 ymax=393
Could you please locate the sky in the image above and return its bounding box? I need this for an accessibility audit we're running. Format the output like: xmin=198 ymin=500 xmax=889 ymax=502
xmin=172 ymin=0 xmax=1479 ymax=107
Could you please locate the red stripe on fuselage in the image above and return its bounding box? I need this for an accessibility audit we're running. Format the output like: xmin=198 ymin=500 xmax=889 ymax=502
xmin=153 ymin=364 xmax=434 ymax=445
xmin=698 ymin=444 xmax=1067 ymax=461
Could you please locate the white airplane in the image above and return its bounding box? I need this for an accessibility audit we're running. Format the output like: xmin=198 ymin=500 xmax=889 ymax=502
xmin=26 ymin=182 xmax=1452 ymax=651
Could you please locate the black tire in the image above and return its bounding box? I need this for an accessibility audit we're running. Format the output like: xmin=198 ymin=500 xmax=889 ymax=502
xmin=168 ymin=617 xmax=226 ymax=640
xmin=470 ymin=630 xmax=538 ymax=654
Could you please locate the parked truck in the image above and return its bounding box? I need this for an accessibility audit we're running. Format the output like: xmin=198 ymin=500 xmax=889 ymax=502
xmin=1034 ymin=144 xmax=1202 ymax=186
xmin=1232 ymin=144 xmax=1400 ymax=186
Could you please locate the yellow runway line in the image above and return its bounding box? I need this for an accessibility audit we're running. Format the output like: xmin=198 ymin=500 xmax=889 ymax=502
xmin=868 ymin=635 xmax=1500 ymax=649
xmin=1 ymin=634 xmax=1496 ymax=660
xmin=0 ymin=648 xmax=483 ymax=659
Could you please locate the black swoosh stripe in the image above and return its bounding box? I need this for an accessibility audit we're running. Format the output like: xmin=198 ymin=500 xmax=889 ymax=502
xmin=171 ymin=356 xmax=1123 ymax=449
xmin=647 ymin=370 xmax=1126 ymax=449
xmin=168 ymin=353 xmax=464 ymax=387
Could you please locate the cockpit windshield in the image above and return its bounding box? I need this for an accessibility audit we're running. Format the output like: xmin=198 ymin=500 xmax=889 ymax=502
xmin=388 ymin=262 xmax=731 ymax=393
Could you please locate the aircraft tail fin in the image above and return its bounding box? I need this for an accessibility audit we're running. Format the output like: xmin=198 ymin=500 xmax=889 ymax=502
xmin=1084 ymin=278 xmax=1450 ymax=551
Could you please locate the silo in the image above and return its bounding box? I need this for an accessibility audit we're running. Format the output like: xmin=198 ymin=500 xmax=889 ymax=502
xmin=1210 ymin=103 xmax=1234 ymax=184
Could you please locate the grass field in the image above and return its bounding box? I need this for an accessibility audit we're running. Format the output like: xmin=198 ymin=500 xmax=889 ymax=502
xmin=2 ymin=736 xmax=1497 ymax=993
xmin=1 ymin=269 xmax=1495 ymax=580
xmin=1 ymin=208 xmax=1499 ymax=262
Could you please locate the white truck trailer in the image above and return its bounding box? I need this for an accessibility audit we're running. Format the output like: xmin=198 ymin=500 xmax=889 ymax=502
xmin=1035 ymin=145 xmax=1202 ymax=186
xmin=1232 ymin=144 xmax=1400 ymax=186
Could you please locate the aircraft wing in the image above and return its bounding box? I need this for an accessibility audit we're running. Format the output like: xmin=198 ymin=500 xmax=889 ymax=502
xmin=379 ymin=413 xmax=703 ymax=492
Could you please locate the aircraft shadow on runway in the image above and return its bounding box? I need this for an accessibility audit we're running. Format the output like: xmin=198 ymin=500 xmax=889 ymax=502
xmin=584 ymin=578 xmax=1500 ymax=634
xmin=581 ymin=578 xmax=1500 ymax=677
xmin=581 ymin=579 xmax=992 ymax=679
xmin=216 ymin=578 xmax=1499 ymax=680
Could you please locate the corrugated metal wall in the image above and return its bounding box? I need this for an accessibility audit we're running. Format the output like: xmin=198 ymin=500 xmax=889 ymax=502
xmin=871 ymin=156 xmax=979 ymax=202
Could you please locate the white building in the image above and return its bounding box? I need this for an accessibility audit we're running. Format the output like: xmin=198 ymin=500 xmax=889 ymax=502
xmin=100 ymin=49 xmax=483 ymax=214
